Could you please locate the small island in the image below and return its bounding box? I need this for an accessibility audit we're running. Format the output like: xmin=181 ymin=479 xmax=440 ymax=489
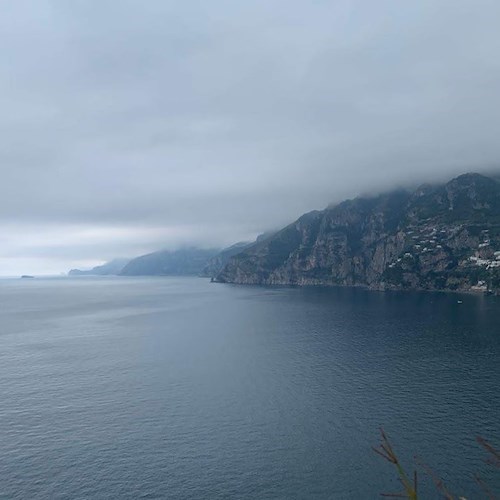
xmin=20 ymin=275 xmax=34 ymax=279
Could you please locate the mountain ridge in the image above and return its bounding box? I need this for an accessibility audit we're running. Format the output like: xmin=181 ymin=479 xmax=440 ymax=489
xmin=216 ymin=173 xmax=500 ymax=294
xmin=68 ymin=258 xmax=130 ymax=276
xmin=119 ymin=247 xmax=220 ymax=276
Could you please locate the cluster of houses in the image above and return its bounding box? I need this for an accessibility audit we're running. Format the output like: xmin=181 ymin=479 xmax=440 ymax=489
xmin=468 ymin=229 xmax=500 ymax=270
xmin=405 ymin=225 xmax=453 ymax=254
xmin=386 ymin=225 xmax=451 ymax=269
xmin=387 ymin=224 xmax=500 ymax=272
xmin=469 ymin=252 xmax=500 ymax=269
xmin=382 ymin=222 xmax=500 ymax=292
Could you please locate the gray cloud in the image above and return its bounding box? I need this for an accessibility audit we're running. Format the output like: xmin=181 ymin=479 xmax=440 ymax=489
xmin=1 ymin=0 xmax=500 ymax=274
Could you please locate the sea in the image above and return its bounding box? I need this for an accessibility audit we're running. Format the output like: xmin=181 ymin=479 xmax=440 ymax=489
xmin=0 ymin=276 xmax=499 ymax=499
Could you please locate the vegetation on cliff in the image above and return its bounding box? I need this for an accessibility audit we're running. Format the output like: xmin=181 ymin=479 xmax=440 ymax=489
xmin=216 ymin=173 xmax=500 ymax=294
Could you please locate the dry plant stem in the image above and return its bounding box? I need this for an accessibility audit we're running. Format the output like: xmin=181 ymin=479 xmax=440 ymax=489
xmin=474 ymin=474 xmax=496 ymax=500
xmin=375 ymin=432 xmax=499 ymax=499
xmin=373 ymin=428 xmax=418 ymax=500
xmin=475 ymin=437 xmax=500 ymax=500
xmin=415 ymin=457 xmax=454 ymax=500
xmin=477 ymin=437 xmax=500 ymax=469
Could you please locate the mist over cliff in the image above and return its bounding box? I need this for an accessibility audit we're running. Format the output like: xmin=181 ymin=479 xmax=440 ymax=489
xmin=216 ymin=173 xmax=500 ymax=294
xmin=120 ymin=248 xmax=220 ymax=276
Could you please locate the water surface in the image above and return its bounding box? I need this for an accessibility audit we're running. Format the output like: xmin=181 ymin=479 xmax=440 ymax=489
xmin=0 ymin=277 xmax=499 ymax=498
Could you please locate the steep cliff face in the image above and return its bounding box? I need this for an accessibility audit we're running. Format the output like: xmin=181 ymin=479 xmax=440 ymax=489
xmin=216 ymin=173 xmax=500 ymax=293
xmin=199 ymin=233 xmax=278 ymax=278
xmin=199 ymin=242 xmax=252 ymax=278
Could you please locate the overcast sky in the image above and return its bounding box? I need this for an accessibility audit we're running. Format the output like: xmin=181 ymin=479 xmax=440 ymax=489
xmin=1 ymin=0 xmax=500 ymax=274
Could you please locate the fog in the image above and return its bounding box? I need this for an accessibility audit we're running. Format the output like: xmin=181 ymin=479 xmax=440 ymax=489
xmin=1 ymin=1 xmax=500 ymax=274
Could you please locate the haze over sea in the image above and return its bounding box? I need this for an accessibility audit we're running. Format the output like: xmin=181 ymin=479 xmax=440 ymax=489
xmin=1 ymin=276 xmax=499 ymax=499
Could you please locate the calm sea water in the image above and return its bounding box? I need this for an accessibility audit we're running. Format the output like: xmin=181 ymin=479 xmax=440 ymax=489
xmin=0 ymin=277 xmax=499 ymax=499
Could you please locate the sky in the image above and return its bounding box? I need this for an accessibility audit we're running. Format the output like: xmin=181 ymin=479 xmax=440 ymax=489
xmin=1 ymin=0 xmax=500 ymax=275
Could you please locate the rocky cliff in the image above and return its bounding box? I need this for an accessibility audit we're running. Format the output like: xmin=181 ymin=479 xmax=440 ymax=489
xmin=216 ymin=173 xmax=500 ymax=294
xmin=200 ymin=233 xmax=278 ymax=278
xmin=199 ymin=242 xmax=252 ymax=278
